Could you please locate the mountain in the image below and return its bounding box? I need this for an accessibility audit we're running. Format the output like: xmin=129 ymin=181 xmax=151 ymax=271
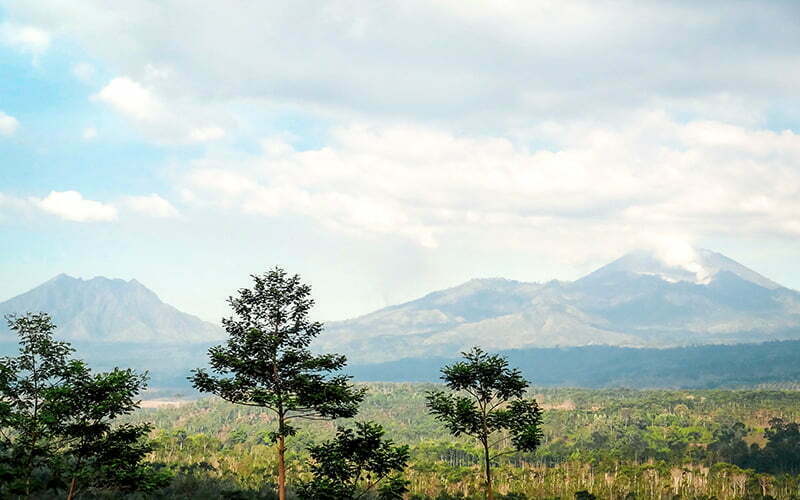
xmin=578 ymin=248 xmax=781 ymax=289
xmin=317 ymin=248 xmax=800 ymax=363
xmin=0 ymin=274 xmax=223 ymax=343
xmin=2 ymin=248 xmax=799 ymax=388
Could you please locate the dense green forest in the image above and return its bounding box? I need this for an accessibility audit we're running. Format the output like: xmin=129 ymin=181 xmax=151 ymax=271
xmin=126 ymin=385 xmax=800 ymax=499
xmin=347 ymin=341 xmax=800 ymax=389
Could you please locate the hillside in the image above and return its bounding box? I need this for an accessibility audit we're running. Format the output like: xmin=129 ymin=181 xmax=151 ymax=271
xmin=346 ymin=341 xmax=800 ymax=389
xmin=317 ymin=248 xmax=800 ymax=362
xmin=0 ymin=274 xmax=223 ymax=343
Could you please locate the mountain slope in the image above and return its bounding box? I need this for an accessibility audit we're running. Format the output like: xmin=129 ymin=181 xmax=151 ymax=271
xmin=318 ymin=249 xmax=800 ymax=362
xmin=0 ymin=274 xmax=223 ymax=343
xmin=346 ymin=341 xmax=800 ymax=389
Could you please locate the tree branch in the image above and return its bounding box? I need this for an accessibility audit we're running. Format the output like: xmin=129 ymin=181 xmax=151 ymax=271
xmin=489 ymin=448 xmax=519 ymax=461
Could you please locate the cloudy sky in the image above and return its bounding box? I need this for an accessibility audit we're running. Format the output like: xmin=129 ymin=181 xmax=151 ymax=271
xmin=2 ymin=1 xmax=800 ymax=322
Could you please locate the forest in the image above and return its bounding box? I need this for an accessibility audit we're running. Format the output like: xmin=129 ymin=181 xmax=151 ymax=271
xmin=346 ymin=341 xmax=800 ymax=389
xmin=125 ymin=385 xmax=800 ymax=499
xmin=2 ymin=269 xmax=800 ymax=499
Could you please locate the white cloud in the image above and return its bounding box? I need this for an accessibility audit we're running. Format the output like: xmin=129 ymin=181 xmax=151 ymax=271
xmin=72 ymin=62 xmax=96 ymax=82
xmin=0 ymin=22 xmax=50 ymax=56
xmin=82 ymin=126 xmax=98 ymax=140
xmin=6 ymin=191 xmax=178 ymax=223
xmin=122 ymin=194 xmax=179 ymax=218
xmin=143 ymin=63 xmax=170 ymax=81
xmin=5 ymin=1 xmax=800 ymax=127
xmin=183 ymin=116 xmax=800 ymax=250
xmin=188 ymin=126 xmax=225 ymax=142
xmin=92 ymin=77 xmax=163 ymax=121
xmin=91 ymin=76 xmax=227 ymax=144
xmin=0 ymin=193 xmax=33 ymax=222
xmin=34 ymin=190 xmax=117 ymax=222
xmin=188 ymin=169 xmax=258 ymax=197
xmin=0 ymin=111 xmax=19 ymax=136
xmin=4 ymin=2 xmax=800 ymax=277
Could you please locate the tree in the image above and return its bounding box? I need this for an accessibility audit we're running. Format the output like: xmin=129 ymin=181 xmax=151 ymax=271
xmin=426 ymin=347 xmax=543 ymax=500
xmin=708 ymin=421 xmax=750 ymax=467
xmin=50 ymin=366 xmax=165 ymax=499
xmin=0 ymin=312 xmax=167 ymax=498
xmin=757 ymin=417 xmax=800 ymax=473
xmin=298 ymin=421 xmax=409 ymax=500
xmin=191 ymin=267 xmax=365 ymax=500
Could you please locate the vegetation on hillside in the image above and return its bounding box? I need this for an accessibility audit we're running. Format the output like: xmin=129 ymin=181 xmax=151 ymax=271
xmin=120 ymin=384 xmax=800 ymax=499
xmin=347 ymin=340 xmax=800 ymax=389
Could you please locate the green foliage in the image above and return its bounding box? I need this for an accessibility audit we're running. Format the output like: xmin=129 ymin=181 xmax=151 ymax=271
xmin=761 ymin=417 xmax=800 ymax=473
xmin=348 ymin=341 xmax=800 ymax=390
xmin=426 ymin=347 xmax=543 ymax=499
xmin=298 ymin=421 xmax=409 ymax=499
xmin=119 ymin=384 xmax=800 ymax=499
xmin=712 ymin=417 xmax=800 ymax=474
xmin=190 ymin=268 xmax=365 ymax=499
xmin=709 ymin=421 xmax=750 ymax=465
xmin=191 ymin=268 xmax=365 ymax=438
xmin=426 ymin=348 xmax=543 ymax=450
xmin=0 ymin=312 xmax=167 ymax=497
xmin=497 ymin=494 xmax=527 ymax=500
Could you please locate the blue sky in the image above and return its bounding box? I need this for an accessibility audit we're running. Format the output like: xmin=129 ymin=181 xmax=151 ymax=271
xmin=2 ymin=1 xmax=800 ymax=322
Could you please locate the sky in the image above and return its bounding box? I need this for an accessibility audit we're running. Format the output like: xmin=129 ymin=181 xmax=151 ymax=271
xmin=1 ymin=1 xmax=800 ymax=323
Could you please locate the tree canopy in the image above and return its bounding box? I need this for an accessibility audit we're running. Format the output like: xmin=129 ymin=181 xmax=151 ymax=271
xmin=298 ymin=421 xmax=409 ymax=500
xmin=426 ymin=347 xmax=543 ymax=500
xmin=191 ymin=267 xmax=365 ymax=500
xmin=0 ymin=312 xmax=167 ymax=498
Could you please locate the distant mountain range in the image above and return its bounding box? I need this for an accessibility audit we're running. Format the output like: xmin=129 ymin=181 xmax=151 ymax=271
xmin=1 ymin=248 xmax=799 ymax=389
xmin=0 ymin=274 xmax=223 ymax=343
xmin=317 ymin=248 xmax=800 ymax=362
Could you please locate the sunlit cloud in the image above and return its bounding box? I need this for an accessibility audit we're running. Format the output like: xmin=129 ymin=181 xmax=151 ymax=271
xmin=34 ymin=191 xmax=118 ymax=222
xmin=93 ymin=77 xmax=163 ymax=121
xmin=182 ymin=115 xmax=800 ymax=253
xmin=0 ymin=111 xmax=19 ymax=136
xmin=122 ymin=194 xmax=179 ymax=218
xmin=0 ymin=22 xmax=49 ymax=57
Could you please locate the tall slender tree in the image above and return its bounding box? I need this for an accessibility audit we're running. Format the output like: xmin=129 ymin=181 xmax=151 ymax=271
xmin=191 ymin=267 xmax=365 ymax=500
xmin=426 ymin=347 xmax=544 ymax=500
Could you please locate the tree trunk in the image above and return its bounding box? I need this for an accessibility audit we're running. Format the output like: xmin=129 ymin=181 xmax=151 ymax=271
xmin=483 ymin=439 xmax=494 ymax=500
xmin=277 ymin=434 xmax=287 ymax=500
xmin=66 ymin=477 xmax=77 ymax=500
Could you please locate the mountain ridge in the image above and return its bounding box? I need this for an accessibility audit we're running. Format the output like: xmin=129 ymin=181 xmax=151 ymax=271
xmin=0 ymin=274 xmax=223 ymax=343
xmin=317 ymin=248 xmax=800 ymax=362
xmin=1 ymin=248 xmax=798 ymax=360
